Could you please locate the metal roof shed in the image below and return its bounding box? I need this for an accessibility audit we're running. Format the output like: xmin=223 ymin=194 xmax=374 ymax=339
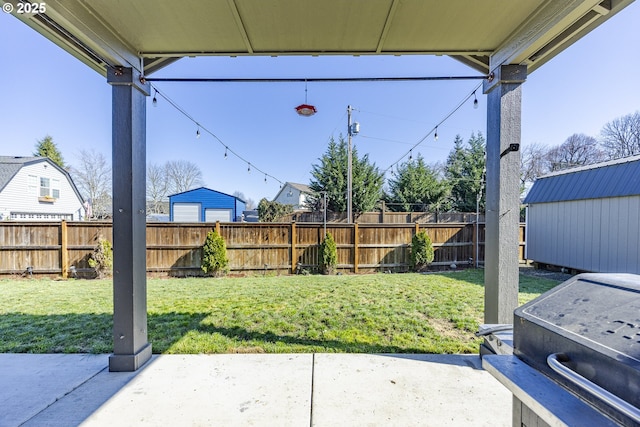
xmin=524 ymin=155 xmax=640 ymax=273
xmin=169 ymin=187 xmax=246 ymax=223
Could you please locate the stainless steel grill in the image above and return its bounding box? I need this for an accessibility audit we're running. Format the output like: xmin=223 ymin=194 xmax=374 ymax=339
xmin=482 ymin=273 xmax=640 ymax=427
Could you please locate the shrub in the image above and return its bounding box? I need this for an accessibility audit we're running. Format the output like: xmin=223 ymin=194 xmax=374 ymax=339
xmin=410 ymin=230 xmax=434 ymax=272
xmin=319 ymin=232 xmax=338 ymax=275
xmin=88 ymin=237 xmax=113 ymax=278
xmin=201 ymin=230 xmax=229 ymax=276
xmin=257 ymin=198 xmax=294 ymax=222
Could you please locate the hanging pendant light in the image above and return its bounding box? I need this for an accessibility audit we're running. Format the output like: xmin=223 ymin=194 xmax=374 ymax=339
xmin=295 ymin=80 xmax=317 ymax=117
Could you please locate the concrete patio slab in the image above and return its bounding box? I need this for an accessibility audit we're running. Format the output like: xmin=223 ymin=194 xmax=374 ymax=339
xmin=1 ymin=353 xmax=513 ymax=427
xmin=0 ymin=354 xmax=109 ymax=427
xmin=311 ymin=354 xmax=512 ymax=426
xmin=81 ymin=354 xmax=312 ymax=426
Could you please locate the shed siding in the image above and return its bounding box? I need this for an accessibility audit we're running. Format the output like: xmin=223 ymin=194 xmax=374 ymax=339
xmin=170 ymin=187 xmax=244 ymax=222
xmin=527 ymin=195 xmax=640 ymax=274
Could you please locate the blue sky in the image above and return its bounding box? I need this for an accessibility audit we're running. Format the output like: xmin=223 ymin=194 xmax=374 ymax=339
xmin=1 ymin=3 xmax=639 ymax=205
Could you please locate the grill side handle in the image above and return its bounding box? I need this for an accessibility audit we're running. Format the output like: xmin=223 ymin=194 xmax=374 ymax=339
xmin=547 ymin=353 xmax=640 ymax=424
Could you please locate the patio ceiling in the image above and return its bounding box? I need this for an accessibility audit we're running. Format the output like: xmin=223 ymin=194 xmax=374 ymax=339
xmin=4 ymin=0 xmax=634 ymax=76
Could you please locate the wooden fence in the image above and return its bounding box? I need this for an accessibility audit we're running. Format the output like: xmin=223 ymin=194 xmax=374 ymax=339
xmin=283 ymin=211 xmax=485 ymax=224
xmin=0 ymin=221 xmax=527 ymax=277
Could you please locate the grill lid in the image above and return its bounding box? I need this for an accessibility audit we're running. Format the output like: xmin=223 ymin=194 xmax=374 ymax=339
xmin=514 ymin=273 xmax=640 ymax=426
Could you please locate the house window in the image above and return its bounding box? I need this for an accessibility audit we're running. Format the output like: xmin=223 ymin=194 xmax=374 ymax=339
xmin=28 ymin=175 xmax=37 ymax=195
xmin=52 ymin=179 xmax=60 ymax=199
xmin=40 ymin=177 xmax=50 ymax=197
xmin=39 ymin=178 xmax=60 ymax=199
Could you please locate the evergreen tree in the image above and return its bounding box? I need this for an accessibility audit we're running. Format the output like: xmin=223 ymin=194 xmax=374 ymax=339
xmin=34 ymin=135 xmax=65 ymax=168
xmin=257 ymin=198 xmax=293 ymax=222
xmin=309 ymin=135 xmax=384 ymax=214
xmin=445 ymin=133 xmax=486 ymax=212
xmin=386 ymin=154 xmax=448 ymax=212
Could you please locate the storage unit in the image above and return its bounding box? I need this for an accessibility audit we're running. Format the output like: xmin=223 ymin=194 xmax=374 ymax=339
xmin=524 ymin=155 xmax=640 ymax=274
xmin=169 ymin=187 xmax=245 ymax=223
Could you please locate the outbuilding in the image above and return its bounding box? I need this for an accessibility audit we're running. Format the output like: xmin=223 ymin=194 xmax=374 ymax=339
xmin=524 ymin=155 xmax=640 ymax=274
xmin=169 ymin=187 xmax=246 ymax=223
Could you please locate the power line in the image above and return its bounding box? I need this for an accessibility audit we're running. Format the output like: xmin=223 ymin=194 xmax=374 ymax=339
xmin=382 ymin=83 xmax=483 ymax=174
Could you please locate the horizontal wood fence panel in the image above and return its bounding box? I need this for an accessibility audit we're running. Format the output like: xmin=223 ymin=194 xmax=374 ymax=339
xmin=0 ymin=221 xmax=526 ymax=276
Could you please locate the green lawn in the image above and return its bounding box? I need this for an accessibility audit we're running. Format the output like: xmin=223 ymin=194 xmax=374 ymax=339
xmin=0 ymin=270 xmax=559 ymax=354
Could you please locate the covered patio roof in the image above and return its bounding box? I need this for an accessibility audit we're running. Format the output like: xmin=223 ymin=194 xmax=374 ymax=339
xmin=7 ymin=0 xmax=633 ymax=77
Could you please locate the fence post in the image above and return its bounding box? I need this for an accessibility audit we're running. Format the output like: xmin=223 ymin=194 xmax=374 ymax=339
xmin=61 ymin=220 xmax=68 ymax=278
xmin=353 ymin=222 xmax=359 ymax=273
xmin=472 ymin=221 xmax=478 ymax=268
xmin=415 ymin=221 xmax=420 ymax=235
xmin=291 ymin=221 xmax=297 ymax=274
xmin=215 ymin=221 xmax=221 ymax=235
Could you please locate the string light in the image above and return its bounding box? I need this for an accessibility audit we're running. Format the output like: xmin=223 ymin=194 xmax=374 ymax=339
xmin=264 ymin=174 xmax=267 ymax=183
xmin=409 ymin=149 xmax=413 ymax=161
xmin=473 ymin=91 xmax=479 ymax=109
xmin=150 ymin=84 xmax=284 ymax=187
xmin=382 ymin=82 xmax=483 ymax=175
xmin=152 ymin=89 xmax=158 ymax=107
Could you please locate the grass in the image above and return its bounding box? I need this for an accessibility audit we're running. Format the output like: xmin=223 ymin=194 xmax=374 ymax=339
xmin=0 ymin=269 xmax=560 ymax=355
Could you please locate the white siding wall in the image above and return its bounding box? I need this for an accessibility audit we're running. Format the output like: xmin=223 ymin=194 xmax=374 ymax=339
xmin=273 ymin=186 xmax=298 ymax=207
xmin=273 ymin=185 xmax=311 ymax=210
xmin=527 ymin=196 xmax=640 ymax=274
xmin=0 ymin=163 xmax=83 ymax=220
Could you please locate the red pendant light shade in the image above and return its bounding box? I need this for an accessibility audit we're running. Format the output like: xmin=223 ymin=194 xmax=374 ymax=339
xmin=295 ymin=103 xmax=317 ymax=116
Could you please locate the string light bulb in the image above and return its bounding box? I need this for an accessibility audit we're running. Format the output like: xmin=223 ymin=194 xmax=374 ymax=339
xmin=152 ymin=89 xmax=158 ymax=107
xmin=434 ymin=127 xmax=439 ymax=141
xmin=473 ymin=91 xmax=479 ymax=109
xmin=247 ymin=163 xmax=251 ymax=173
xmin=196 ymin=128 xmax=201 ymax=138
xmin=224 ymin=147 xmax=228 ymax=159
xmin=264 ymin=174 xmax=267 ymax=183
xmin=409 ymin=149 xmax=413 ymax=161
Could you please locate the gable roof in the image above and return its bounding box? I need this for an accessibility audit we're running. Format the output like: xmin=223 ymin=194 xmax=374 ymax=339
xmin=168 ymin=186 xmax=245 ymax=203
xmin=0 ymin=156 xmax=84 ymax=203
xmin=524 ymin=155 xmax=640 ymax=204
xmin=273 ymin=182 xmax=313 ymax=201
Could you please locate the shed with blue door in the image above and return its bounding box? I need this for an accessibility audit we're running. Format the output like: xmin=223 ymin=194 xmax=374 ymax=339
xmin=169 ymin=187 xmax=246 ymax=222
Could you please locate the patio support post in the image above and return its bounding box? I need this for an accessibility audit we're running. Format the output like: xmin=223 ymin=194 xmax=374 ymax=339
xmin=107 ymin=66 xmax=152 ymax=371
xmin=483 ymin=64 xmax=527 ymax=324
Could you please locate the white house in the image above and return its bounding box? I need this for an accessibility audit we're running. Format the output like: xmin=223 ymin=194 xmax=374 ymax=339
xmin=273 ymin=182 xmax=313 ymax=210
xmin=0 ymin=156 xmax=85 ymax=221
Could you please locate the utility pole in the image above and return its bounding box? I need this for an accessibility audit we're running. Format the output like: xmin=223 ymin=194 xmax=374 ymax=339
xmin=347 ymin=105 xmax=353 ymax=224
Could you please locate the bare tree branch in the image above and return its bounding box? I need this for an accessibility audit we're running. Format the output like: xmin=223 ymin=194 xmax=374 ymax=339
xmin=165 ymin=160 xmax=204 ymax=194
xmin=600 ymin=111 xmax=640 ymax=159
xmin=546 ymin=133 xmax=604 ymax=172
xmin=147 ymin=163 xmax=169 ymax=214
xmin=69 ymin=149 xmax=112 ymax=219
